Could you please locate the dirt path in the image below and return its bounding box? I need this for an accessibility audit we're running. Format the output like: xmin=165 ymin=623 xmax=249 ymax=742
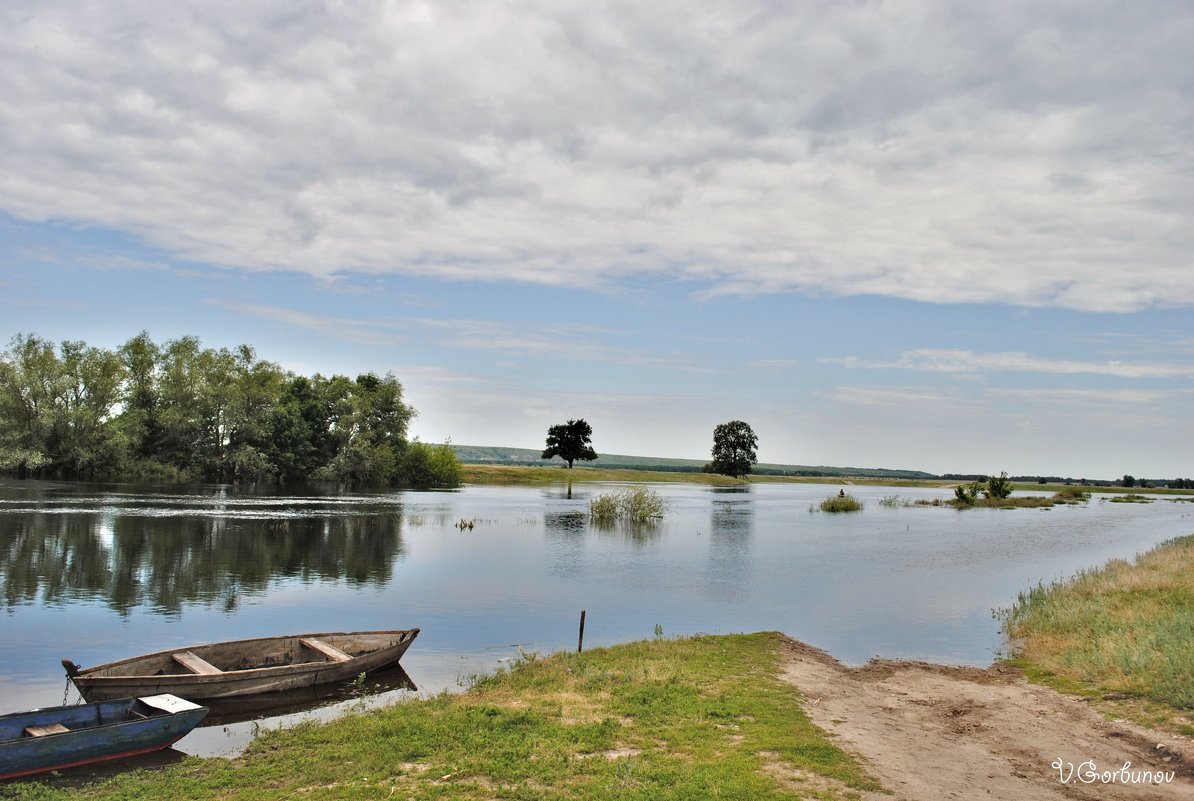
xmin=778 ymin=637 xmax=1194 ymax=801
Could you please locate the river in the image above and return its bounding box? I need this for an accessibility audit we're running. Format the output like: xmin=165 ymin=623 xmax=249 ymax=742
xmin=2 ymin=478 xmax=1190 ymax=755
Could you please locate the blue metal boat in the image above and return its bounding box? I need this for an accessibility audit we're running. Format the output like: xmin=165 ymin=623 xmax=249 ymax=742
xmin=0 ymin=694 xmax=207 ymax=781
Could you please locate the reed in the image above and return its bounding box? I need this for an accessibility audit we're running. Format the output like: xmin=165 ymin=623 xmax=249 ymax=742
xmin=1003 ymin=536 xmax=1194 ymax=717
xmin=815 ymin=493 xmax=863 ymax=513
xmin=590 ymin=486 xmax=666 ymax=522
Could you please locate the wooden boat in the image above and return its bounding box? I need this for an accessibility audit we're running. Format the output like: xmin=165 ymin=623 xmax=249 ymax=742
xmin=0 ymin=694 xmax=207 ymax=781
xmin=62 ymin=629 xmax=419 ymax=702
xmin=201 ymin=663 xmax=418 ymax=726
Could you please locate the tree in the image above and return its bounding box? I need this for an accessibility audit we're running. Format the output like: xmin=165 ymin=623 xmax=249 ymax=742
xmin=541 ymin=419 xmax=597 ymax=468
xmin=1121 ymin=474 xmax=1136 ymax=488
xmin=709 ymin=420 xmax=758 ymax=478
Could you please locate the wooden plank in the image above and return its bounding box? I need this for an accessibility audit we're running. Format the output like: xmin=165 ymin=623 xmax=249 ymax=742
xmin=24 ymin=723 xmax=69 ymax=737
xmin=301 ymin=638 xmax=352 ymax=663
xmin=172 ymin=651 xmax=222 ymax=675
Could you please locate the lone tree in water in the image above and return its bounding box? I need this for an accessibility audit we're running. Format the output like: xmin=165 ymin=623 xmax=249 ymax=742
xmin=542 ymin=419 xmax=598 ymax=468
xmin=709 ymin=420 xmax=758 ymax=478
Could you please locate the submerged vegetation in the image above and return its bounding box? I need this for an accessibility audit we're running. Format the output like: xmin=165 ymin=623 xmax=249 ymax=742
xmin=1003 ymin=536 xmax=1194 ymax=722
xmin=2 ymin=634 xmax=878 ymax=801
xmin=0 ymin=332 xmax=460 ymax=488
xmin=1108 ymin=493 xmax=1154 ymax=504
xmin=590 ymin=486 xmax=667 ymax=523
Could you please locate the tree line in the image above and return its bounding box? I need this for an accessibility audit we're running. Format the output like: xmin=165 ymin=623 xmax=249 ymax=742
xmin=0 ymin=332 xmax=460 ymax=487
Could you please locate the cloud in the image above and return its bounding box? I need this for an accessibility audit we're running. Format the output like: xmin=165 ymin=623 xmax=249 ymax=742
xmin=220 ymin=300 xmax=707 ymax=370
xmin=2 ymin=2 xmax=1193 ymax=311
xmin=987 ymin=387 xmax=1181 ymax=405
xmin=214 ymin=301 xmax=398 ymax=347
xmin=826 ymin=349 xmax=1193 ymax=379
xmin=821 ymin=385 xmax=971 ymax=409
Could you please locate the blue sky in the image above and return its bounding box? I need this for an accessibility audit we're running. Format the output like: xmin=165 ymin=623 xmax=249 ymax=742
xmin=2 ymin=2 xmax=1192 ymax=479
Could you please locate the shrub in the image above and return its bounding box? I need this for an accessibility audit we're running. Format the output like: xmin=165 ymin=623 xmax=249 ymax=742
xmin=954 ymin=482 xmax=982 ymax=505
xmin=398 ymin=441 xmax=462 ymax=488
xmin=984 ymin=471 xmax=1014 ymax=500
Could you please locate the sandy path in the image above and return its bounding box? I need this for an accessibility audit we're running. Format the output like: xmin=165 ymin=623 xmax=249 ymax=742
xmin=778 ymin=637 xmax=1194 ymax=801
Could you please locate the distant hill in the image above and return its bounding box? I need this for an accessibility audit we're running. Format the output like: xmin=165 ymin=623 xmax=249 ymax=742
xmin=451 ymin=444 xmax=938 ymax=480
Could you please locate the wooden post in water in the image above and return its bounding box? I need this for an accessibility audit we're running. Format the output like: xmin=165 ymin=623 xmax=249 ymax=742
xmin=577 ymin=609 xmax=587 ymax=653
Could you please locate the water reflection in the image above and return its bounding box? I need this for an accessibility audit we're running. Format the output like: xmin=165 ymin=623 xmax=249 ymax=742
xmin=544 ymin=511 xmax=587 ymax=580
xmin=707 ymin=495 xmax=755 ymax=602
xmin=1 ymin=505 xmax=405 ymax=614
xmin=201 ymin=664 xmax=418 ymax=726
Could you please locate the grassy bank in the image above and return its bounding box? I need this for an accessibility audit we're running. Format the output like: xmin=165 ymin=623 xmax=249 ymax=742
xmin=462 ymin=463 xmax=746 ymax=485
xmin=5 ymin=633 xmax=879 ymax=801
xmin=463 ymin=463 xmax=951 ymax=488
xmin=1002 ymin=535 xmax=1194 ymax=733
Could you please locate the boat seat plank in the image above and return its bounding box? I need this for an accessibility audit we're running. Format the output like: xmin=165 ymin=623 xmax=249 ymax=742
xmin=301 ymin=637 xmax=352 ymax=662
xmin=172 ymin=651 xmax=223 ymax=675
xmin=24 ymin=723 xmax=70 ymax=737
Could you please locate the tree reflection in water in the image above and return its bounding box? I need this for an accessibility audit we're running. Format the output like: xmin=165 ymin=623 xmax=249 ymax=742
xmin=0 ymin=507 xmax=405 ymax=614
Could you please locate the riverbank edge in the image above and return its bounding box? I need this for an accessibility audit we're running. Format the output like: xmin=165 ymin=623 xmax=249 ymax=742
xmin=1 ymin=632 xmax=883 ymax=801
xmin=461 ymin=463 xmax=953 ymax=488
xmin=461 ymin=464 xmax=1194 ymax=499
xmin=1001 ymin=534 xmax=1194 ymax=737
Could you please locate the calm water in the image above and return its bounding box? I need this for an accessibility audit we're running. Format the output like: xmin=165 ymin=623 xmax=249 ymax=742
xmin=2 ymin=478 xmax=1191 ymax=755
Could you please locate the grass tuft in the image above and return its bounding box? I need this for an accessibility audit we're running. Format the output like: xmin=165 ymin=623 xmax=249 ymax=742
xmin=814 ymin=493 xmax=864 ymax=513
xmin=589 ymin=486 xmax=666 ymax=523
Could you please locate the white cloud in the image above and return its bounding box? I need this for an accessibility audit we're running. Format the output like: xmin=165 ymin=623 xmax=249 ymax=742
xmin=2 ymin=2 xmax=1193 ymax=311
xmin=214 ymin=301 xmax=398 ymax=346
xmin=826 ymin=349 xmax=1193 ymax=379
xmin=219 ymin=300 xmax=706 ymax=370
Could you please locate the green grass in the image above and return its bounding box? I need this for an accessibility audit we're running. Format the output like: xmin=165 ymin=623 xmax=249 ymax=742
xmin=463 ymin=463 xmax=747 ymax=486
xmin=4 ymin=634 xmax=880 ymax=801
xmin=814 ymin=493 xmax=864 ymax=513
xmin=912 ymin=489 xmax=1091 ymax=510
xmin=462 ymin=463 xmax=954 ymax=489
xmin=1107 ymin=493 xmax=1153 ymax=503
xmin=1002 ymin=535 xmax=1194 ymax=727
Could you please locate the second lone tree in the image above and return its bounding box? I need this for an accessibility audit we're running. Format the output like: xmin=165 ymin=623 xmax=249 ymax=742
xmin=709 ymin=420 xmax=758 ymax=478
xmin=542 ymin=418 xmax=598 ymax=468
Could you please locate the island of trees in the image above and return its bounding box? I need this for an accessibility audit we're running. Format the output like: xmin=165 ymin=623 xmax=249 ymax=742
xmin=0 ymin=332 xmax=460 ymax=488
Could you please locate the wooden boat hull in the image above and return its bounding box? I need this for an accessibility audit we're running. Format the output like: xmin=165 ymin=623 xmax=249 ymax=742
xmin=0 ymin=695 xmax=207 ymax=781
xmin=65 ymin=629 xmax=419 ymax=702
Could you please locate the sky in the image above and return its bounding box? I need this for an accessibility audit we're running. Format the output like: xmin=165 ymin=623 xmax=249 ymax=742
xmin=1 ymin=1 xmax=1191 ymax=479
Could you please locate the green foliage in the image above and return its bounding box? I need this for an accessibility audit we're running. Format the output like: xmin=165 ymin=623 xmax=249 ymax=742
xmin=398 ymin=441 xmax=463 ymax=488
xmin=815 ymin=492 xmax=863 ymax=512
xmin=709 ymin=420 xmax=758 ymax=478
xmin=954 ymin=481 xmax=983 ymax=504
xmin=541 ymin=418 xmax=598 ymax=468
xmin=983 ymin=471 xmax=1014 ymax=500
xmin=0 ymin=332 xmax=425 ymax=488
xmin=590 ymin=486 xmax=667 ymax=523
